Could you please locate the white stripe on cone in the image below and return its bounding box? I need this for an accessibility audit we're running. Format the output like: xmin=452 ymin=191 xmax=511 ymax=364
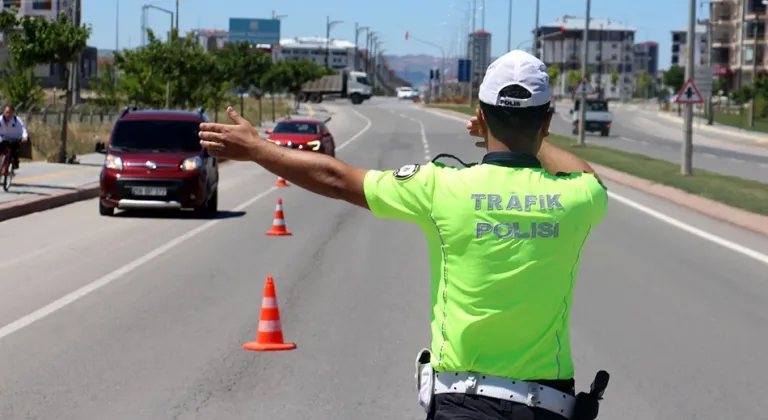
xmin=262 ymin=297 xmax=278 ymax=308
xmin=272 ymin=218 xmax=285 ymax=226
xmin=259 ymin=319 xmax=282 ymax=332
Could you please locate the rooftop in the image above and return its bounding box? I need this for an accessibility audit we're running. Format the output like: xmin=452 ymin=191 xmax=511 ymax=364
xmin=542 ymin=15 xmax=635 ymax=31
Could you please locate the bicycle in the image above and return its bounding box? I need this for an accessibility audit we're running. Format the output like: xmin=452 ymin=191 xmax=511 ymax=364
xmin=0 ymin=137 xmax=21 ymax=191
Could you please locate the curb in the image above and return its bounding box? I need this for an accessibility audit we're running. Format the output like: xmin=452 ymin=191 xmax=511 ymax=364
xmin=656 ymin=112 xmax=768 ymax=144
xmin=424 ymin=106 xmax=768 ymax=236
xmin=0 ymin=182 xmax=100 ymax=223
xmin=592 ymin=164 xmax=768 ymax=237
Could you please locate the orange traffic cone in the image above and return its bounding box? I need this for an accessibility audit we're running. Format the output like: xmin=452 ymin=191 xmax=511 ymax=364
xmin=243 ymin=276 xmax=296 ymax=352
xmin=266 ymin=198 xmax=293 ymax=236
xmin=275 ymin=176 xmax=289 ymax=187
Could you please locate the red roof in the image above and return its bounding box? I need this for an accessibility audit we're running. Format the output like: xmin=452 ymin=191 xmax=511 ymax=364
xmin=637 ymin=41 xmax=659 ymax=47
xmin=472 ymin=30 xmax=490 ymax=35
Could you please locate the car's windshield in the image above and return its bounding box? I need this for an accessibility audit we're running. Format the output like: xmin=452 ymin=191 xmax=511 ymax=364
xmin=356 ymin=76 xmax=371 ymax=86
xmin=574 ymin=100 xmax=608 ymax=112
xmin=272 ymin=122 xmax=319 ymax=134
xmin=110 ymin=120 xmax=202 ymax=152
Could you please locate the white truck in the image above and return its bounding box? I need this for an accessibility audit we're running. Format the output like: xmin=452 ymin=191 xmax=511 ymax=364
xmin=298 ymin=70 xmax=373 ymax=105
xmin=570 ymin=98 xmax=613 ymax=137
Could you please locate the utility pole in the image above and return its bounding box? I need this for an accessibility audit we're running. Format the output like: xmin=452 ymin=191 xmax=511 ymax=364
xmin=175 ymin=0 xmax=179 ymax=33
xmin=325 ymin=16 xmax=331 ymax=68
xmin=468 ymin=0 xmax=477 ymax=107
xmin=507 ymin=0 xmax=512 ymax=52
xmin=115 ymin=0 xmax=119 ymax=87
xmin=71 ymin=0 xmax=82 ymax=104
xmin=533 ymin=0 xmax=540 ymax=57
xmin=577 ymin=0 xmax=591 ymax=146
xmin=682 ymin=0 xmax=696 ymax=175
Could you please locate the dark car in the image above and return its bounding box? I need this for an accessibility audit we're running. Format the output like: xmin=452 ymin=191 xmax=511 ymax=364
xmin=264 ymin=119 xmax=336 ymax=157
xmin=94 ymin=106 xmax=219 ymax=217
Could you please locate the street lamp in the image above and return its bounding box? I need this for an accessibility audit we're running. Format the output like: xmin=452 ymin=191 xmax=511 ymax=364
xmin=405 ymin=31 xmax=447 ymax=99
xmin=355 ymin=24 xmax=369 ymax=71
xmin=142 ymin=4 xmax=174 ymax=108
xmin=325 ymin=16 xmax=343 ymax=68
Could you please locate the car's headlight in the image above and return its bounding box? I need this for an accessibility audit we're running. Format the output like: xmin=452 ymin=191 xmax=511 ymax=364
xmin=306 ymin=140 xmax=321 ymax=151
xmin=181 ymin=156 xmax=203 ymax=171
xmin=104 ymin=154 xmax=123 ymax=170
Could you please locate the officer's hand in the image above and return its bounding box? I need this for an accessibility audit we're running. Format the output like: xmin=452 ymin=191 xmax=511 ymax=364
xmin=199 ymin=107 xmax=260 ymax=161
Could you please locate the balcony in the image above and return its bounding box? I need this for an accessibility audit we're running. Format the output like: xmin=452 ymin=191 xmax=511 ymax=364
xmin=711 ymin=47 xmax=730 ymax=66
xmin=710 ymin=1 xmax=734 ymax=22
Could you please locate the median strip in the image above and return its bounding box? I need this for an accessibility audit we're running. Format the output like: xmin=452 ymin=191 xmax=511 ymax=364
xmin=428 ymin=105 xmax=768 ymax=220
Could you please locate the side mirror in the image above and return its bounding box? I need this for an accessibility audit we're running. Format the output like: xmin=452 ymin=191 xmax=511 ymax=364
xmin=264 ymin=128 xmax=272 ymax=134
xmin=322 ymin=131 xmax=330 ymax=137
xmin=94 ymin=141 xmax=106 ymax=154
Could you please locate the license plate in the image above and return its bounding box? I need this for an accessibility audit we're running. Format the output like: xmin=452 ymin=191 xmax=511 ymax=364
xmin=131 ymin=186 xmax=166 ymax=196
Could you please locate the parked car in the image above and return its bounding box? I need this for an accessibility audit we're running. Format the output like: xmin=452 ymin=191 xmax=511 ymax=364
xmin=264 ymin=119 xmax=336 ymax=157
xmin=94 ymin=106 xmax=219 ymax=217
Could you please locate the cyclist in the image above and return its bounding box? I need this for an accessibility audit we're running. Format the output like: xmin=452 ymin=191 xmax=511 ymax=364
xmin=0 ymin=105 xmax=29 ymax=170
xmin=198 ymin=50 xmax=608 ymax=420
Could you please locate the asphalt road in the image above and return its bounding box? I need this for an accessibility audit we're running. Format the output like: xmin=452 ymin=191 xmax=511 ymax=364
xmin=550 ymin=103 xmax=768 ymax=183
xmin=1 ymin=98 xmax=767 ymax=420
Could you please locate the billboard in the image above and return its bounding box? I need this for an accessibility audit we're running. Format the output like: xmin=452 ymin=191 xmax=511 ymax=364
xmin=458 ymin=59 xmax=471 ymax=83
xmin=228 ymin=18 xmax=281 ymax=45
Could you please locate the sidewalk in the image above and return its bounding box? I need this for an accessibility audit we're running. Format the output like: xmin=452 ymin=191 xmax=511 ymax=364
xmin=0 ymin=105 xmax=330 ymax=222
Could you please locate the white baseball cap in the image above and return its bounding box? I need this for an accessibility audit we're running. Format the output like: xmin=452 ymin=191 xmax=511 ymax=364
xmin=478 ymin=50 xmax=553 ymax=108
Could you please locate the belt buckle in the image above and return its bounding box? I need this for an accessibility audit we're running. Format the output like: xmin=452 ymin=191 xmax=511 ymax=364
xmin=527 ymin=381 xmax=541 ymax=407
xmin=465 ymin=375 xmax=478 ymax=395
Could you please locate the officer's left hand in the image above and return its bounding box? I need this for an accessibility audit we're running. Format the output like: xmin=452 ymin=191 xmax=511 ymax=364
xmin=199 ymin=107 xmax=261 ymax=161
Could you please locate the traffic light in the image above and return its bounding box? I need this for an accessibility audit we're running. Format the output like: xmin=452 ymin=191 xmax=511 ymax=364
xmin=430 ymin=69 xmax=434 ymax=80
xmin=435 ymin=69 xmax=440 ymax=81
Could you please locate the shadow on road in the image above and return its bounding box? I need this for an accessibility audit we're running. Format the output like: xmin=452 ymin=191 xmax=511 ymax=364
xmin=114 ymin=209 xmax=247 ymax=220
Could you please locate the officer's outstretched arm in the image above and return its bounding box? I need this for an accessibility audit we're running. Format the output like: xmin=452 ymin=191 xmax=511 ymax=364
xmin=251 ymin=145 xmax=371 ymax=209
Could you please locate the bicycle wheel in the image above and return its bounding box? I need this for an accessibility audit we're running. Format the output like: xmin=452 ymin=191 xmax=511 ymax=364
xmin=1 ymin=155 xmax=11 ymax=192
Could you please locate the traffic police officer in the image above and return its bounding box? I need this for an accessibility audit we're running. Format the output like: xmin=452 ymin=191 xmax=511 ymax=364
xmin=198 ymin=49 xmax=608 ymax=420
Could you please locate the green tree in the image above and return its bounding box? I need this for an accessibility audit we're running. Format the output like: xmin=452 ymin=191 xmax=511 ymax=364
xmin=566 ymin=70 xmax=581 ymax=91
xmin=610 ymin=70 xmax=620 ymax=87
xmin=114 ymin=29 xmax=173 ymax=107
xmin=219 ymin=42 xmax=273 ymax=114
xmin=262 ymin=59 xmax=329 ymax=109
xmin=546 ymin=65 xmax=561 ymax=87
xmin=92 ymin=62 xmax=121 ymax=108
xmin=0 ymin=56 xmax=43 ymax=109
xmin=636 ymin=71 xmax=651 ymax=98
xmin=196 ymin=49 xmax=236 ymax=122
xmin=662 ymin=65 xmax=685 ymax=93
xmin=1 ymin=11 xmax=91 ymax=162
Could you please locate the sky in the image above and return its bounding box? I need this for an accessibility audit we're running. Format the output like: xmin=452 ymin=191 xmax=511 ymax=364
xmin=84 ymin=0 xmax=700 ymax=70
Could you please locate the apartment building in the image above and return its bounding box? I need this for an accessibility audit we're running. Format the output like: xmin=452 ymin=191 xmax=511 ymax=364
xmin=0 ymin=0 xmax=96 ymax=90
xmin=707 ymin=0 xmax=767 ymax=88
xmin=467 ymin=30 xmax=492 ymax=82
xmin=670 ymin=24 xmax=708 ymax=70
xmin=538 ymin=15 xmax=636 ymax=99
xmin=634 ymin=41 xmax=659 ymax=76
xmin=273 ymin=37 xmax=358 ymax=70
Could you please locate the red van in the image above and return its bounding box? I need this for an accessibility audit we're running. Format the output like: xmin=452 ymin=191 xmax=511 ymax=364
xmin=94 ymin=107 xmax=219 ymax=217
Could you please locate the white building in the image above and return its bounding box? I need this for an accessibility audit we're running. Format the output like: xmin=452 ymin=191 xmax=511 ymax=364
xmin=1 ymin=0 xmax=77 ymax=20
xmin=273 ymin=37 xmax=358 ymax=70
xmin=538 ymin=15 xmax=636 ymax=99
xmin=670 ymin=25 xmax=708 ymax=69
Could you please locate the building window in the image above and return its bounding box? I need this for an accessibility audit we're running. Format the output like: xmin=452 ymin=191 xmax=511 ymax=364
xmin=33 ymin=0 xmax=53 ymax=10
xmin=612 ymin=43 xmax=618 ymax=49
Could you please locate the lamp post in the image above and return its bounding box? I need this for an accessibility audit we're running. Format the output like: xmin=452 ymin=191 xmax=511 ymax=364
xmin=406 ymin=31 xmax=447 ymax=98
xmin=355 ymin=24 xmax=369 ymax=71
xmin=325 ymin=16 xmax=343 ymax=68
xmin=142 ymin=4 xmax=174 ymax=108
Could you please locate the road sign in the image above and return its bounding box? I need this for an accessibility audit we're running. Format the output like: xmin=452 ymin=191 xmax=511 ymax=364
xmin=575 ymin=77 xmax=594 ymax=94
xmin=228 ymin=18 xmax=281 ymax=45
xmin=694 ymin=66 xmax=713 ymax=98
xmin=675 ymin=78 xmax=704 ymax=104
xmin=458 ymin=59 xmax=471 ymax=83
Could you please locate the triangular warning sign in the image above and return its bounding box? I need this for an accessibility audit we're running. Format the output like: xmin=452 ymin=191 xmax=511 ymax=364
xmin=675 ymin=78 xmax=704 ymax=104
xmin=575 ymin=77 xmax=594 ymax=94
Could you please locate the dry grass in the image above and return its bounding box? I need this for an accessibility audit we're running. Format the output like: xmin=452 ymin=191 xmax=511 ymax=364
xmin=24 ymin=98 xmax=294 ymax=162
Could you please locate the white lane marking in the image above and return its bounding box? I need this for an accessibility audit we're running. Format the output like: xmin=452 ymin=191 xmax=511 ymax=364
xmin=422 ymin=107 xmax=768 ymax=267
xmin=416 ymin=119 xmax=431 ymax=161
xmin=0 ymin=108 xmax=374 ymax=341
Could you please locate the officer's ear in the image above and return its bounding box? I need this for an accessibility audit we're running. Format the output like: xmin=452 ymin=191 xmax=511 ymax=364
xmin=540 ymin=108 xmax=553 ymax=138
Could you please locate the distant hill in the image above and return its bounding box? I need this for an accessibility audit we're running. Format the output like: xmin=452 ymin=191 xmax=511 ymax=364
xmin=385 ymin=54 xmax=501 ymax=86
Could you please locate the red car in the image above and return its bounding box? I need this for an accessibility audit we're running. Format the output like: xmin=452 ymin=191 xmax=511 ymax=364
xmin=94 ymin=107 xmax=220 ymax=217
xmin=264 ymin=119 xmax=336 ymax=157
